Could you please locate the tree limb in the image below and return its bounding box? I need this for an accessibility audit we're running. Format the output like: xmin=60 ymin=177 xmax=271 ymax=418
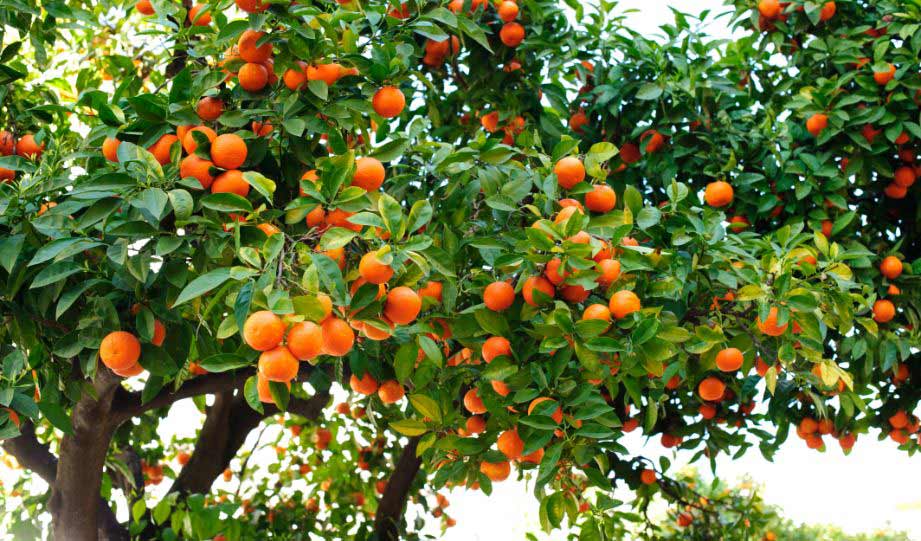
xmin=373 ymin=437 xmax=422 ymax=541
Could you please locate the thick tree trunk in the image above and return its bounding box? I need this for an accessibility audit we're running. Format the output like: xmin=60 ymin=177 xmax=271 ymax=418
xmin=373 ymin=437 xmax=422 ymax=541
xmin=49 ymin=369 xmax=121 ymax=541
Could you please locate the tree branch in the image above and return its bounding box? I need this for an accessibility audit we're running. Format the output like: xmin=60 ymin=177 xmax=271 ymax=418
xmin=373 ymin=437 xmax=422 ymax=541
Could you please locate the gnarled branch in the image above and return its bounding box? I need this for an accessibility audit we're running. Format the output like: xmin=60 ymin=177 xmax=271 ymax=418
xmin=373 ymin=437 xmax=422 ymax=541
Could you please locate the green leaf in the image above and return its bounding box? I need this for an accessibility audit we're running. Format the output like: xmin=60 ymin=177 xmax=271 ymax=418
xmin=390 ymin=419 xmax=429 ymax=437
xmin=169 ymin=189 xmax=194 ymax=220
xmin=173 ymin=268 xmax=232 ymax=307
xmin=29 ymin=238 xmax=102 ymax=266
xmin=243 ymin=376 xmax=264 ymax=413
xmin=0 ymin=234 xmax=24 ymax=273
xmin=201 ymin=193 xmax=253 ymax=213
xmin=37 ymin=401 xmax=72 ymax=434
xmin=636 ymin=83 xmax=663 ymax=100
xmin=242 ymin=171 xmax=276 ymax=202
xmin=198 ymin=353 xmax=251 ymax=373
xmin=409 ymin=394 xmax=442 ymax=423
xmin=31 ymin=262 xmax=82 ymax=288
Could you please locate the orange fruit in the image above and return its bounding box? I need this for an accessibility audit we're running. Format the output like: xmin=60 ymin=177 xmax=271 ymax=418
xmin=188 ymin=3 xmax=211 ymax=25
xmin=306 ymin=63 xmax=342 ymax=86
xmin=582 ymin=304 xmax=611 ymax=328
xmin=0 ymin=167 xmax=14 ymax=182
xmin=554 ymin=205 xmax=583 ymax=224
xmin=384 ymin=287 xmax=422 ymax=325
xmin=466 ymin=415 xmax=486 ymax=435
xmin=99 ymin=331 xmax=141 ymax=371
xmin=182 ymin=126 xmax=217 ymax=154
xmin=151 ymin=320 xmax=166 ymax=346
xmin=256 ymin=223 xmax=280 ymax=236
xmin=235 ymin=0 xmax=267 ymax=12
xmin=499 ymin=22 xmax=525 ymax=47
xmin=148 ymin=134 xmax=178 ymax=165
xmin=180 ymin=155 xmax=215 ymax=189
xmin=136 ymin=0 xmax=154 ymax=14
xmin=497 ymin=0 xmax=518 ymax=22
xmin=806 ymin=113 xmax=828 ymax=137
xmin=16 ymin=134 xmax=44 ymax=159
xmin=699 ymin=403 xmax=716 ymax=419
xmin=620 ymin=142 xmax=641 ymax=164
xmin=880 ymin=256 xmax=903 ymax=279
xmin=287 ymin=321 xmax=323 ymax=360
xmin=698 ymin=377 xmax=725 ymax=401
xmin=482 ymin=336 xmax=511 ymax=363
xmin=640 ymin=468 xmax=656 ymax=485
xmin=758 ymin=0 xmax=780 ymax=18
xmin=238 ymin=30 xmax=272 ymax=63
xmin=490 ymin=379 xmax=511 ymax=397
xmin=102 ymin=137 xmax=121 ymax=162
xmin=889 ymin=410 xmax=909 ymax=429
xmin=527 ymin=397 xmax=562 ymax=423
xmin=894 ymin=166 xmax=916 ymax=188
xmin=715 ymin=347 xmax=743 ymax=372
xmin=257 ymin=372 xmax=289 ymax=404
xmin=211 ymin=133 xmax=247 ymax=169
xmin=609 ymin=290 xmax=641 ymax=319
xmin=197 ymin=97 xmax=223 ymax=121
xmin=322 ymin=317 xmax=354 ymax=356
xmin=358 ymin=250 xmax=393 ymax=284
xmin=350 ymin=372 xmax=379 ymax=395
xmin=704 ymin=181 xmax=733 ymax=207
xmin=463 ymin=388 xmax=486 ymax=414
xmin=258 ymin=345 xmax=298 ymax=382
xmin=873 ymin=63 xmax=896 ymax=85
xmin=372 ymin=86 xmax=406 ymax=118
xmin=238 ymin=62 xmax=269 ymax=92
xmin=585 ymin=184 xmax=616 ymax=212
xmin=481 ymin=112 xmax=500 ymax=133
xmin=885 ymin=184 xmax=907 ymax=199
xmin=378 ymin=380 xmax=405 ymax=404
xmin=480 ymin=460 xmax=510 ymax=482
xmin=497 ymin=428 xmax=524 ymax=460
xmin=596 ymin=259 xmax=621 ymax=287
xmin=554 ymin=157 xmax=585 ymax=189
xmin=561 ymin=285 xmax=588 ymax=303
xmin=873 ymin=299 xmax=895 ymax=323
xmin=211 ymin=170 xmax=250 ymax=196
xmin=243 ymin=311 xmax=286 ymax=351
xmin=419 ymin=281 xmax=443 ymax=302
xmin=113 ymin=362 xmax=144 ymax=378
xmin=544 ymin=258 xmax=569 ymax=285
xmin=283 ymin=62 xmax=309 ymax=90
xmin=522 ymin=276 xmax=554 ymax=306
xmin=756 ymin=307 xmax=788 ymax=336
xmin=352 ymin=157 xmax=386 ymax=191
xmin=520 ymin=447 xmax=544 ymax=465
xmin=484 ymin=281 xmax=515 ymax=311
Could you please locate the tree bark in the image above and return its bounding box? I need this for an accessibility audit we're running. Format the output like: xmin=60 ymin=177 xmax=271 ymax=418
xmin=49 ymin=369 xmax=122 ymax=541
xmin=373 ymin=437 xmax=422 ymax=541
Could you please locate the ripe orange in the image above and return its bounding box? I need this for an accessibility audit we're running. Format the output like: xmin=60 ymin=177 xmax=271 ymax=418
xmin=325 ymin=208 xmax=359 ymax=232
xmin=520 ymin=447 xmax=544 ymax=464
xmin=151 ymin=320 xmax=166 ymax=346
xmin=497 ymin=0 xmax=518 ymax=22
xmin=569 ymin=110 xmax=589 ymax=133
xmin=352 ymin=157 xmax=386 ymax=191
xmin=136 ymin=0 xmax=154 ymax=14
xmin=197 ymin=97 xmax=223 ymax=121
xmin=699 ymin=403 xmax=716 ymax=419
xmin=499 ymin=22 xmax=525 ymax=47
xmin=466 ymin=415 xmax=486 ymax=435
xmin=102 ymin=137 xmax=120 ymax=162
xmin=490 ymin=379 xmax=511 ymax=397
xmin=243 ymin=310 xmax=286 ymax=351
xmin=880 ymin=256 xmax=903 ymax=279
xmin=609 ymin=290 xmax=641 ymax=319
xmin=211 ymin=133 xmax=248 ymax=169
xmin=756 ymin=307 xmax=788 ymax=336
xmin=640 ymin=468 xmax=656 ymax=485
xmin=554 ymin=205 xmax=583 ymax=224
xmin=585 ymin=184 xmax=616 ymax=212
xmin=885 ymin=184 xmax=907 ymax=199
xmin=704 ymin=180 xmax=733 ymax=207
xmin=873 ymin=299 xmax=895 ymax=323
xmin=641 ymin=129 xmax=665 ymax=153
xmin=620 ymin=143 xmax=641 ymax=164
xmin=113 ymin=362 xmax=144 ymax=377
xmin=463 ymin=388 xmax=486 ymax=414
xmin=893 ymin=166 xmax=916 ymax=188
xmin=497 ymin=428 xmax=524 ymax=460
xmin=582 ymin=304 xmax=611 ymax=329
xmin=544 ymin=258 xmax=569 ymax=285
xmin=484 ymin=281 xmax=515 ymax=311
xmin=677 ymin=513 xmax=693 ymax=527
xmin=522 ymin=276 xmax=554 ymax=306
xmin=358 ymin=250 xmax=393 ymax=285
xmin=287 ymin=321 xmax=323 ymax=360
xmin=873 ymin=63 xmax=895 ymax=85
xmin=188 ymin=3 xmax=211 ymax=25
xmin=482 ymin=336 xmax=511 ymax=363
xmin=211 ymin=170 xmax=250 ymax=196
xmin=235 ymin=0 xmax=267 ymax=13
xmin=350 ymin=372 xmax=379 ymax=395
xmin=238 ymin=30 xmax=272 ymax=63
xmin=372 ymin=86 xmax=406 ymax=118
xmin=182 ymin=126 xmax=216 ymax=154
xmin=481 ymin=111 xmax=500 ymax=133
xmin=527 ymin=397 xmax=563 ymax=423
xmin=378 ymin=380 xmax=405 ymax=404
xmin=698 ymin=376 xmax=725 ymax=401
xmin=148 ymin=134 xmax=178 ymax=165
xmin=419 ymin=281 xmax=443 ymax=302
xmin=284 ymin=62 xmax=309 ymax=90
xmin=480 ymin=460 xmax=511 ymax=482
xmin=554 ymin=156 xmax=585 ymax=189
xmin=889 ymin=410 xmax=909 ymax=429
xmin=596 ymin=259 xmax=622 ymax=287
xmin=256 ymin=223 xmax=280 ymax=236
xmin=384 ymin=287 xmax=422 ymax=325
xmin=258 ymin=345 xmax=298 ymax=382
xmin=256 ymin=372 xmax=288 ymax=403
xmin=238 ymin=62 xmax=269 ymax=92
xmin=715 ymin=347 xmax=743 ymax=372
xmin=99 ymin=331 xmax=142 ymax=371
xmin=806 ymin=113 xmax=828 ymax=137
xmin=306 ymin=63 xmax=342 ymax=86
xmin=322 ymin=317 xmax=354 ymax=356
xmin=561 ymin=284 xmax=588 ymax=303
xmin=819 ymin=1 xmax=835 ymax=20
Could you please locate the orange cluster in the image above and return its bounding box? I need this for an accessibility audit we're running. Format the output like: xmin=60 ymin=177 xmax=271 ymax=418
xmin=0 ymin=130 xmax=45 ymax=181
xmin=98 ymin=320 xmax=165 ymax=378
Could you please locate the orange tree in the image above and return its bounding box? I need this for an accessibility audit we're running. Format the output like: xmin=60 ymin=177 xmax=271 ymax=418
xmin=1 ymin=0 xmax=920 ymax=539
